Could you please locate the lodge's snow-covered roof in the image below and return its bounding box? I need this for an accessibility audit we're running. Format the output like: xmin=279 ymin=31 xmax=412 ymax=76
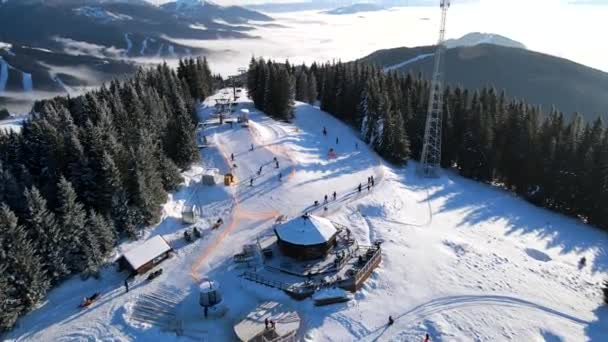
xmin=121 ymin=235 xmax=171 ymax=270
xmin=274 ymin=215 xmax=337 ymax=246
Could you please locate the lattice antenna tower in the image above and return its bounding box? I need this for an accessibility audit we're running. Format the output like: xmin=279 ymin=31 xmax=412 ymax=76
xmin=418 ymin=0 xmax=450 ymax=178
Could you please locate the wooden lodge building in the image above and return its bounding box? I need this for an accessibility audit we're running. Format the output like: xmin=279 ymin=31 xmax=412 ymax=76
xmin=273 ymin=214 xmax=338 ymax=260
xmin=118 ymin=235 xmax=172 ymax=274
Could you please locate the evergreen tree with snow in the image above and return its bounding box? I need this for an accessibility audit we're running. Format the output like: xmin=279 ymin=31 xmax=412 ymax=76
xmin=307 ymin=72 xmax=318 ymax=104
xmin=86 ymin=210 xmax=116 ymax=257
xmin=0 ymin=262 xmax=21 ymax=331
xmin=55 ymin=177 xmax=88 ymax=273
xmin=23 ymin=186 xmax=69 ymax=284
xmin=0 ymin=204 xmax=49 ymax=310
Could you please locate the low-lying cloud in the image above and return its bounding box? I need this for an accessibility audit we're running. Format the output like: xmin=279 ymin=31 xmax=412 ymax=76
xmin=53 ymin=36 xmax=125 ymax=59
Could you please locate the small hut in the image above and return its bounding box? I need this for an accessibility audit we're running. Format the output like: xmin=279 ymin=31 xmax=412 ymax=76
xmin=182 ymin=204 xmax=199 ymax=224
xmin=234 ymin=301 xmax=300 ymax=342
xmin=274 ymin=215 xmax=338 ymax=260
xmin=224 ymin=173 xmax=235 ymax=186
xmin=202 ymin=169 xmax=218 ymax=185
xmin=118 ymin=236 xmax=172 ymax=274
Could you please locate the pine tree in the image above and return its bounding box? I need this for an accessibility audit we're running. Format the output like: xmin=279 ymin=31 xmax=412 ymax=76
xmin=0 ymin=204 xmax=49 ymax=310
xmin=86 ymin=210 xmax=116 ymax=257
xmin=80 ymin=225 xmax=103 ymax=279
xmin=23 ymin=187 xmax=69 ymax=284
xmin=96 ymin=152 xmax=123 ymax=215
xmin=0 ymin=262 xmax=21 ymax=331
xmin=56 ymin=177 xmax=88 ymax=273
xmin=603 ymin=279 xmax=608 ymax=305
xmin=111 ymin=190 xmax=142 ymax=238
xmin=307 ymin=72 xmax=318 ymax=104
xmin=296 ymin=70 xmax=309 ymax=102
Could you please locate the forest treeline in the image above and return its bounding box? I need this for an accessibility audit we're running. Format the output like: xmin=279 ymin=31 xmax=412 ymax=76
xmin=0 ymin=58 xmax=215 ymax=331
xmin=247 ymin=57 xmax=608 ymax=232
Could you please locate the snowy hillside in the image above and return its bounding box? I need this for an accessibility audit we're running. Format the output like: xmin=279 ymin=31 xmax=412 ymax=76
xmin=5 ymin=89 xmax=607 ymax=341
xmin=445 ymin=32 xmax=526 ymax=50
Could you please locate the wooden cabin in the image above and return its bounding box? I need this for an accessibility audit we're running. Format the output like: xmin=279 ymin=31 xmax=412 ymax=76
xmin=118 ymin=236 xmax=172 ymax=274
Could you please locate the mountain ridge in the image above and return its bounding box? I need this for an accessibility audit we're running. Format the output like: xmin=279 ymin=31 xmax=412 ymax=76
xmin=361 ymin=43 xmax=608 ymax=120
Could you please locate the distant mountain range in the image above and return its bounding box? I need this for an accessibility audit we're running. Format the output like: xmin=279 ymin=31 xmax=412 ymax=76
xmin=361 ymin=40 xmax=608 ymax=121
xmin=324 ymin=3 xmax=386 ymax=15
xmin=445 ymin=32 xmax=526 ymax=50
xmin=0 ymin=0 xmax=271 ymax=110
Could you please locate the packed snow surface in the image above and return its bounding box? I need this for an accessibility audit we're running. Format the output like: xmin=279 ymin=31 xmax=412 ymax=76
xmin=121 ymin=236 xmax=172 ymax=270
xmin=274 ymin=215 xmax=337 ymax=245
xmin=4 ymin=89 xmax=608 ymax=341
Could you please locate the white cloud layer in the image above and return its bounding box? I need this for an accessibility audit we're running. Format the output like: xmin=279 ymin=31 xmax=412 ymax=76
xmin=164 ymin=3 xmax=607 ymax=76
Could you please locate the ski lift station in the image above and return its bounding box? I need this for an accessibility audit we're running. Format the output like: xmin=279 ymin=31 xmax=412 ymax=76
xmin=117 ymin=235 xmax=172 ymax=274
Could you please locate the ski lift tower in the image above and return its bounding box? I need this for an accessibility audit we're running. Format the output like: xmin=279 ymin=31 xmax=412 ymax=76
xmin=418 ymin=0 xmax=450 ymax=178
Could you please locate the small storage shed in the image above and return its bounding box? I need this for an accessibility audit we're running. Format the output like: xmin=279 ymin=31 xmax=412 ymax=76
xmin=224 ymin=173 xmax=235 ymax=186
xmin=202 ymin=169 xmax=219 ymax=185
xmin=274 ymin=215 xmax=338 ymax=260
xmin=234 ymin=301 xmax=300 ymax=342
xmin=118 ymin=236 xmax=172 ymax=274
xmin=182 ymin=204 xmax=199 ymax=224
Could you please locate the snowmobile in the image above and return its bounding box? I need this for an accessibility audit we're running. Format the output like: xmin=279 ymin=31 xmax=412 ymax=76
xmin=80 ymin=292 xmax=101 ymax=308
xmin=147 ymin=269 xmax=163 ymax=281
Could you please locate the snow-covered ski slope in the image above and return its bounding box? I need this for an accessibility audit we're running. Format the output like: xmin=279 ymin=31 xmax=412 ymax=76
xmin=5 ymin=89 xmax=608 ymax=341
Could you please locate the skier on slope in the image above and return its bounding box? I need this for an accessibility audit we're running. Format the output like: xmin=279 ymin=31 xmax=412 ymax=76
xmin=323 ymin=126 xmax=327 ymax=136
xmin=423 ymin=333 xmax=430 ymax=342
xmin=250 ymin=178 xmax=254 ymax=187
xmin=358 ymin=183 xmax=362 ymax=193
xmin=231 ymin=153 xmax=234 ymax=161
xmin=336 ymin=137 xmax=339 ymax=144
xmin=333 ymin=191 xmax=337 ymax=200
xmin=324 ymin=194 xmax=328 ymax=203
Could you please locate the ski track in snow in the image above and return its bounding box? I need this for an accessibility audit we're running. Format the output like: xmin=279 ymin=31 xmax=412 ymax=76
xmin=53 ymin=76 xmax=70 ymax=93
xmin=0 ymin=57 xmax=8 ymax=93
xmin=156 ymin=43 xmax=164 ymax=57
xmin=124 ymin=33 xmax=133 ymax=56
xmin=383 ymin=53 xmax=434 ymax=72
xmin=168 ymin=45 xmax=176 ymax=57
xmin=140 ymin=37 xmax=149 ymax=55
xmin=22 ymin=72 xmax=33 ymax=92
xmin=5 ymin=88 xmax=608 ymax=342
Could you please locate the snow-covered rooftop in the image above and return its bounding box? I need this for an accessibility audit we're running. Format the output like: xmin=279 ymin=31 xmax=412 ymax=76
xmin=274 ymin=215 xmax=337 ymax=246
xmin=121 ymin=235 xmax=171 ymax=270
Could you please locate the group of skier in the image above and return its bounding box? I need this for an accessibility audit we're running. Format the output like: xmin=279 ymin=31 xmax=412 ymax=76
xmin=323 ymin=126 xmax=360 ymax=152
xmin=249 ymin=157 xmax=283 ymax=186
xmin=357 ymin=175 xmax=375 ymax=193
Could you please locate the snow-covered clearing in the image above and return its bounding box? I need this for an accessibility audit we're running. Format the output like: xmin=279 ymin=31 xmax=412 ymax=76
xmin=5 ymin=89 xmax=608 ymax=341
xmin=383 ymin=53 xmax=434 ymax=72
